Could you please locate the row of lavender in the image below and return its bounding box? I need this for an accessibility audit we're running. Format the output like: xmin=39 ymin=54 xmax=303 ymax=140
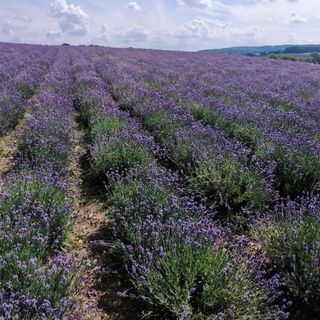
xmin=86 ymin=47 xmax=320 ymax=319
xmin=95 ymin=49 xmax=320 ymax=201
xmin=0 ymin=48 xmax=78 ymax=319
xmin=0 ymin=46 xmax=57 ymax=136
xmin=1 ymin=42 xmax=318 ymax=319
xmin=151 ymin=52 xmax=320 ymax=198
xmin=93 ymin=52 xmax=273 ymax=222
xmin=72 ymin=51 xmax=290 ymax=319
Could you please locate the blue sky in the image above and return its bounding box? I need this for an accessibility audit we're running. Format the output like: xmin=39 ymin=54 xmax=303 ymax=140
xmin=0 ymin=0 xmax=319 ymax=50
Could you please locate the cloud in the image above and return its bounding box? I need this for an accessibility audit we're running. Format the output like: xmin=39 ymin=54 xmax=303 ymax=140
xmin=91 ymin=24 xmax=108 ymax=44
xmin=176 ymin=17 xmax=227 ymax=39
xmin=172 ymin=16 xmax=264 ymax=47
xmin=46 ymin=30 xmax=62 ymax=38
xmin=125 ymin=2 xmax=141 ymax=11
xmin=178 ymin=0 xmax=214 ymax=9
xmin=3 ymin=15 xmax=33 ymax=23
xmin=49 ymin=0 xmax=89 ymax=36
xmin=99 ymin=24 xmax=108 ymax=41
xmin=114 ymin=26 xmax=148 ymax=43
xmin=289 ymin=11 xmax=305 ymax=24
xmin=261 ymin=0 xmax=299 ymax=2
xmin=0 ymin=16 xmax=31 ymax=37
xmin=1 ymin=23 xmax=15 ymax=36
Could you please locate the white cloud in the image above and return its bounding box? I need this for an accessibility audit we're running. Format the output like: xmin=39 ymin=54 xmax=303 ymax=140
xmin=289 ymin=11 xmax=305 ymax=24
xmin=178 ymin=0 xmax=214 ymax=9
xmin=125 ymin=2 xmax=141 ymax=11
xmin=261 ymin=0 xmax=299 ymax=2
xmin=172 ymin=16 xmax=265 ymax=47
xmin=115 ymin=26 xmax=148 ymax=43
xmin=46 ymin=30 xmax=62 ymax=38
xmin=176 ymin=17 xmax=227 ymax=39
xmin=0 ymin=16 xmax=32 ymax=38
xmin=99 ymin=24 xmax=108 ymax=41
xmin=49 ymin=0 xmax=89 ymax=36
xmin=91 ymin=24 xmax=109 ymax=44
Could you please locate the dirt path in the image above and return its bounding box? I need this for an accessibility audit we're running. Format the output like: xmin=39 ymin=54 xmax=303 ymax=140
xmin=67 ymin=120 xmax=138 ymax=320
xmin=0 ymin=128 xmax=19 ymax=175
xmin=0 ymin=110 xmax=33 ymax=181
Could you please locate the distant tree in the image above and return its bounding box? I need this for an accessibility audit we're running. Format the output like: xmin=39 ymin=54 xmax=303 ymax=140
xmin=284 ymin=46 xmax=320 ymax=54
xmin=281 ymin=56 xmax=298 ymax=61
xmin=268 ymin=55 xmax=298 ymax=62
xmin=310 ymin=53 xmax=320 ymax=64
xmin=62 ymin=43 xmax=70 ymax=46
xmin=268 ymin=54 xmax=278 ymax=60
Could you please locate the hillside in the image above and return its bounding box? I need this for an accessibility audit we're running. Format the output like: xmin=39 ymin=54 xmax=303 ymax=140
xmin=200 ymin=44 xmax=320 ymax=56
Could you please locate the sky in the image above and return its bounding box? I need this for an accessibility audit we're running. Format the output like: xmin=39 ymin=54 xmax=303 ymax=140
xmin=0 ymin=0 xmax=319 ymax=51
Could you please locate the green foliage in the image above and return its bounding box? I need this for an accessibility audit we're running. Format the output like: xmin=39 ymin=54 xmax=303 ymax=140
xmin=144 ymin=79 xmax=162 ymax=90
xmin=309 ymin=53 xmax=320 ymax=64
xmin=143 ymin=110 xmax=182 ymax=144
xmin=203 ymin=93 xmax=236 ymax=105
xmin=114 ymin=83 xmax=139 ymax=111
xmin=268 ymin=99 xmax=294 ymax=112
xmin=169 ymin=134 xmax=213 ymax=169
xmin=1 ymin=175 xmax=67 ymax=212
xmin=0 ymin=176 xmax=70 ymax=257
xmin=15 ymin=84 xmax=34 ymax=99
xmin=140 ymin=244 xmax=276 ymax=319
xmin=91 ymin=140 xmax=155 ymax=176
xmin=188 ymin=104 xmax=259 ymax=149
xmin=268 ymin=54 xmax=298 ymax=61
xmin=0 ymin=93 xmax=24 ymax=135
xmin=189 ymin=157 xmax=269 ymax=212
xmin=18 ymin=108 xmax=72 ymax=168
xmin=110 ymin=177 xmax=174 ymax=211
xmin=0 ymin=256 xmax=75 ymax=309
xmin=298 ymin=91 xmax=312 ymax=100
xmin=256 ymin=215 xmax=320 ymax=312
xmin=0 ymin=175 xmax=72 ymax=310
xmin=76 ymin=96 xmax=98 ymax=125
xmin=0 ymin=107 xmax=23 ymax=135
xmin=269 ymin=54 xmax=278 ymax=60
xmin=219 ymin=122 xmax=260 ymax=150
xmin=274 ymin=148 xmax=320 ymax=198
xmin=188 ymin=104 xmax=219 ymax=126
xmin=90 ymin=117 xmax=127 ymax=139
xmin=108 ymin=172 xmax=184 ymax=244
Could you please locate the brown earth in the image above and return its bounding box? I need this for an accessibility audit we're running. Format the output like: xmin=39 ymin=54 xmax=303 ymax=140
xmin=67 ymin=121 xmax=138 ymax=320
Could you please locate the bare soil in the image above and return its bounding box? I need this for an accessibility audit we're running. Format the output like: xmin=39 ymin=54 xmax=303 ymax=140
xmin=0 ymin=111 xmax=33 ymax=184
xmin=67 ymin=122 xmax=139 ymax=320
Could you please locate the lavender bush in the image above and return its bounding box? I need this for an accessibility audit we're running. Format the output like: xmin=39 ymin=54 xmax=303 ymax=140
xmin=0 ymin=47 xmax=77 ymax=319
xmin=254 ymin=195 xmax=320 ymax=318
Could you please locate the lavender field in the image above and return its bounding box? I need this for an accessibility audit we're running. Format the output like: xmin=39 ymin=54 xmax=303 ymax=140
xmin=1 ymin=42 xmax=320 ymax=320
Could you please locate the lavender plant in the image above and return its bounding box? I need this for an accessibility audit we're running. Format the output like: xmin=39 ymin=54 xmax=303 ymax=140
xmin=254 ymin=196 xmax=320 ymax=318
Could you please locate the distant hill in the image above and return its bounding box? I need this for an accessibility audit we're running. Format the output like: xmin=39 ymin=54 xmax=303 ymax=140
xmin=200 ymin=45 xmax=320 ymax=56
